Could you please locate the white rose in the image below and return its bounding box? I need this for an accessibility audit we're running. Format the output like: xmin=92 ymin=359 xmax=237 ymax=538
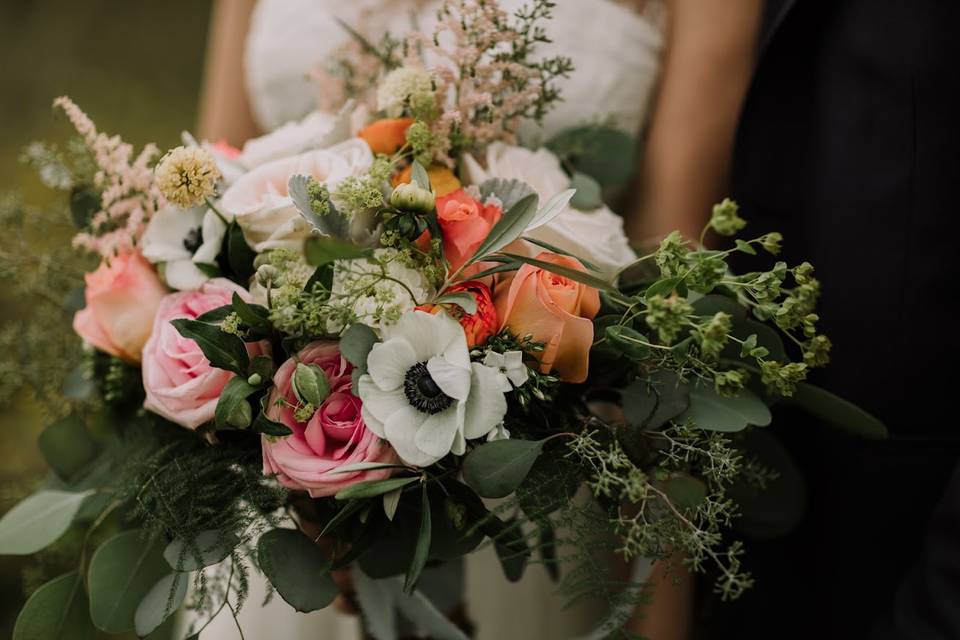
xmin=464 ymin=142 xmax=636 ymax=276
xmin=236 ymin=110 xmax=349 ymax=170
xmin=220 ymin=138 xmax=373 ymax=253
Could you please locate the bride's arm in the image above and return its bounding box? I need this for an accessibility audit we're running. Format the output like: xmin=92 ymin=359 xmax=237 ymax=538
xmin=626 ymin=0 xmax=764 ymax=244
xmin=197 ymin=0 xmax=261 ymax=146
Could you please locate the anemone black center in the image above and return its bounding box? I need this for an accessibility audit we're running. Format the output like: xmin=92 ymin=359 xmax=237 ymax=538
xmin=183 ymin=226 xmax=203 ymax=254
xmin=403 ymin=361 xmax=454 ymax=415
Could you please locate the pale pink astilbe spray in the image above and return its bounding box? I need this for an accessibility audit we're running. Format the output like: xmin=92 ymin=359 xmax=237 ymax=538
xmin=53 ymin=96 xmax=163 ymax=257
xmin=400 ymin=0 xmax=571 ymax=164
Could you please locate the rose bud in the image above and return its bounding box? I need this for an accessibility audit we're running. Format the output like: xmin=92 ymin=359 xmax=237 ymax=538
xmin=417 ymin=280 xmax=498 ymax=348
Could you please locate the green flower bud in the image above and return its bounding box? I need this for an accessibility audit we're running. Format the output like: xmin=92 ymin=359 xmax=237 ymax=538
xmin=390 ymin=181 xmax=435 ymax=213
xmin=709 ymin=198 xmax=747 ymax=236
xmin=247 ymin=373 xmax=263 ymax=386
xmin=256 ymin=264 xmax=281 ymax=288
xmin=760 ymin=232 xmax=783 ymax=255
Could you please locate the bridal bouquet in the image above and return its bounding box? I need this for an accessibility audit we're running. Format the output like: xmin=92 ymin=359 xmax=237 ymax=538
xmin=0 ymin=1 xmax=884 ymax=638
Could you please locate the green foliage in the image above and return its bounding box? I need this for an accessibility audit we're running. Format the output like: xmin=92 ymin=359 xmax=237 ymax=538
xmin=171 ymin=318 xmax=250 ymax=375
xmin=87 ymin=530 xmax=170 ymax=633
xmin=257 ymin=528 xmax=338 ymax=613
xmin=462 ymin=438 xmax=547 ymax=499
xmin=0 ymin=490 xmax=93 ymax=555
xmin=12 ymin=571 xmax=94 ymax=640
xmin=134 ymin=572 xmax=188 ymax=637
xmin=37 ymin=415 xmax=98 ymax=482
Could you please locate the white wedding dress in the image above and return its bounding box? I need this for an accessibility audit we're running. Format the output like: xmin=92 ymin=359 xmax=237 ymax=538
xmin=195 ymin=1 xmax=665 ymax=638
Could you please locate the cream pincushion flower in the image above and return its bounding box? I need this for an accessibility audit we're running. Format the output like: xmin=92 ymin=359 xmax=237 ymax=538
xmin=155 ymin=146 xmax=221 ymax=209
xmin=377 ymin=67 xmax=435 ymax=118
xmin=357 ymin=311 xmax=510 ymax=467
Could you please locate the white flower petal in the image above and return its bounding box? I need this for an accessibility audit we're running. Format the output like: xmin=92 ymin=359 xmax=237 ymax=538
xmin=163 ymin=260 xmax=210 ymax=291
xmin=463 ymin=363 xmax=509 ymax=440
xmin=357 ymin=375 xmax=410 ymax=424
xmin=192 ymin=210 xmax=228 ymax=265
xmin=360 ymin=404 xmax=386 ymax=438
xmin=387 ymin=311 xmax=465 ymax=364
xmin=414 ymin=406 xmax=462 ymax=459
xmin=141 ymin=206 xmax=204 ymax=263
xmin=384 ymin=404 xmax=435 ymax=467
xmin=426 ymin=355 xmax=471 ymax=401
xmin=367 ymin=339 xmax=417 ymax=391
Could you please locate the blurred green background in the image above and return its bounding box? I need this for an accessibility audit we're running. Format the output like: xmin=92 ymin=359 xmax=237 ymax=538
xmin=0 ymin=0 xmax=212 ymax=635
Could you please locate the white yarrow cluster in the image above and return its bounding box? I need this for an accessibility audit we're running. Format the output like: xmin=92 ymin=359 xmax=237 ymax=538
xmin=377 ymin=67 xmax=435 ymax=118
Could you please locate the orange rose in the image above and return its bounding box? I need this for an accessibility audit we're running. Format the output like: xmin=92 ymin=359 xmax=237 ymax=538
xmin=358 ymin=118 xmax=414 ymax=155
xmin=416 ymin=281 xmax=498 ymax=348
xmin=436 ymin=188 xmax=502 ymax=273
xmin=392 ymin=164 xmax=462 ymax=198
xmin=494 ymin=252 xmax=600 ymax=383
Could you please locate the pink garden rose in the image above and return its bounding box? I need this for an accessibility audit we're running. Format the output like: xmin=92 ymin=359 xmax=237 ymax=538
xmin=73 ymin=251 xmax=169 ymax=363
xmin=262 ymin=342 xmax=397 ymax=497
xmin=142 ymin=278 xmax=269 ymax=429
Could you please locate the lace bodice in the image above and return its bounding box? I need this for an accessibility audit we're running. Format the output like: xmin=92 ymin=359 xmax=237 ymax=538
xmin=245 ymin=0 xmax=665 ymax=140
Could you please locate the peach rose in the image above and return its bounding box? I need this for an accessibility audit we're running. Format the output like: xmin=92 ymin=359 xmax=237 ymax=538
xmin=73 ymin=251 xmax=168 ymax=363
xmin=436 ymin=188 xmax=502 ymax=273
xmin=358 ymin=118 xmax=414 ymax=155
xmin=142 ymin=279 xmax=270 ymax=429
xmin=494 ymin=251 xmax=600 ymax=383
xmin=262 ymin=342 xmax=398 ymax=497
xmin=416 ymin=281 xmax=498 ymax=348
xmin=392 ymin=164 xmax=462 ymax=197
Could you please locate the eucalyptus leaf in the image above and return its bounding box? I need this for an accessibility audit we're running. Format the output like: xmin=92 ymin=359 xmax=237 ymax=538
xmin=134 ymin=573 xmax=188 ymax=637
xmin=170 ymin=319 xmax=250 ymax=375
xmin=788 ymin=383 xmax=888 ymax=440
xmin=340 ymin=323 xmax=379 ymax=373
xmin=258 ymin=528 xmax=337 ymax=612
xmin=462 ymin=438 xmax=546 ymax=499
xmin=38 ymin=415 xmax=98 ymax=482
xmin=432 ymin=292 xmax=478 ymax=315
xmin=335 ymin=476 xmax=418 ymax=501
xmin=164 ymin=530 xmax=238 ymax=571
xmin=12 ymin=571 xmax=94 ymax=640
xmin=490 ymin=517 xmax=530 ymax=582
xmin=729 ymin=429 xmax=806 ymax=539
xmin=663 ymin=474 xmax=708 ymax=510
xmin=569 ymin=172 xmax=603 ymax=211
xmin=0 ymin=490 xmax=93 ymax=555
xmin=546 ymin=125 xmax=636 ymax=188
xmin=88 ymin=530 xmax=170 ymax=633
xmin=304 ymin=235 xmax=372 ymax=266
xmin=677 ymin=383 xmax=771 ymax=432
xmin=404 ymin=484 xmax=432 ymax=593
xmin=692 ymin=294 xmax=747 ymax=323
xmin=604 ymin=325 xmax=652 ymax=361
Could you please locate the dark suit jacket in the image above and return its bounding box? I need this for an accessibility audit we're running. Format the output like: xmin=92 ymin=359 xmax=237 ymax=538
xmin=710 ymin=1 xmax=960 ymax=637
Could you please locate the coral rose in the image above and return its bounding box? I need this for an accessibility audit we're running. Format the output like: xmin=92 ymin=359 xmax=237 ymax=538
xmin=416 ymin=281 xmax=498 ymax=348
xmin=142 ymin=279 xmax=269 ymax=429
xmin=262 ymin=342 xmax=398 ymax=497
xmin=436 ymin=188 xmax=502 ymax=273
xmin=494 ymin=251 xmax=600 ymax=383
xmin=73 ymin=251 xmax=168 ymax=363
xmin=392 ymin=164 xmax=461 ymax=197
xmin=358 ymin=117 xmax=414 ymax=155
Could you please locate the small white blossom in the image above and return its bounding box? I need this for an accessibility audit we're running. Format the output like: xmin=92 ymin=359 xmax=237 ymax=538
xmin=482 ymin=351 xmax=530 ymax=388
xmin=141 ymin=205 xmax=227 ymax=291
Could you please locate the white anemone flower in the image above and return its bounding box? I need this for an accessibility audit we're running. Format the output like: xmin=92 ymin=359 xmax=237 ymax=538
xmin=140 ymin=205 xmax=227 ymax=291
xmin=358 ymin=311 xmax=510 ymax=467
